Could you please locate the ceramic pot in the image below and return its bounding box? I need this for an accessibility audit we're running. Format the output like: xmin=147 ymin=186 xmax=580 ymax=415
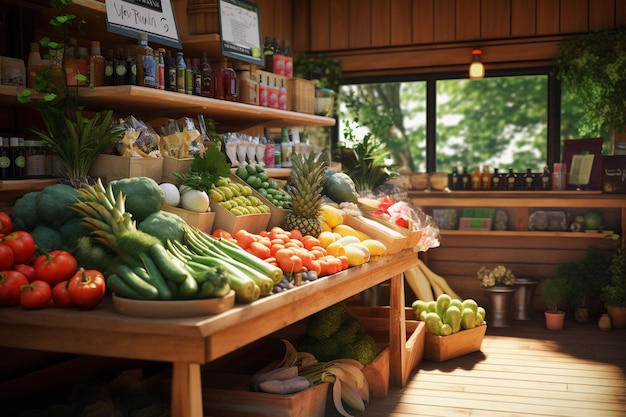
xmin=598 ymin=313 xmax=611 ymax=331
xmin=544 ymin=310 xmax=565 ymax=330
xmin=607 ymin=305 xmax=626 ymax=329
xmin=485 ymin=286 xmax=517 ymax=327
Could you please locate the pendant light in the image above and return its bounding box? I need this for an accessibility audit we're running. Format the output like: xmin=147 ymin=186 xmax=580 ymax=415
xmin=469 ymin=48 xmax=484 ymax=80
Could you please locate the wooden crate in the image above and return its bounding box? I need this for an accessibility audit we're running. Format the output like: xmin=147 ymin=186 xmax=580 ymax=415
xmin=424 ymin=324 xmax=487 ymax=361
xmin=287 ymin=78 xmax=314 ymax=114
xmin=88 ymin=154 xmax=164 ymax=183
xmin=161 ymin=156 xmax=193 ymax=184
xmin=161 ymin=205 xmax=215 ymax=234
xmin=209 ymin=198 xmax=270 ymax=235
xmin=229 ymin=173 xmax=289 ymax=229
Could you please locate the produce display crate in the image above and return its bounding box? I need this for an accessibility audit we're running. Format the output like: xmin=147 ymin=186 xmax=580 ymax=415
xmin=424 ymin=324 xmax=487 ymax=361
xmin=161 ymin=205 xmax=215 ymax=234
xmin=88 ymin=154 xmax=164 ymax=183
xmin=161 ymin=156 xmax=193 ymax=184
xmin=209 ymin=198 xmax=270 ymax=235
xmin=229 ymin=173 xmax=289 ymax=229
xmin=202 ymin=373 xmax=329 ymax=417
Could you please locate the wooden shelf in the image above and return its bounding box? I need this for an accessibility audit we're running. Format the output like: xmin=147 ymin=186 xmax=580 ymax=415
xmin=0 ymin=178 xmax=58 ymax=191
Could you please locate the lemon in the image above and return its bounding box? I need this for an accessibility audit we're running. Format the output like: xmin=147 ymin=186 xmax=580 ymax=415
xmin=321 ymin=205 xmax=345 ymax=228
xmin=361 ymin=239 xmax=387 ymax=256
xmin=332 ymin=224 xmax=359 ymax=238
xmin=326 ymin=241 xmax=346 ymax=257
xmin=318 ymin=231 xmax=337 ymax=248
xmin=344 ymin=243 xmax=371 ymax=266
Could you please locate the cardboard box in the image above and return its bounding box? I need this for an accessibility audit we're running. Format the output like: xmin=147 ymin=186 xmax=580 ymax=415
xmin=210 ymin=198 xmax=270 ymax=235
xmin=161 ymin=156 xmax=193 ymax=184
xmin=161 ymin=205 xmax=215 ymax=234
xmin=602 ymin=155 xmax=626 ymax=194
xmin=424 ymin=324 xmax=487 ymax=362
xmin=202 ymin=374 xmax=329 ymax=417
xmin=88 ymin=154 xmax=164 ymax=183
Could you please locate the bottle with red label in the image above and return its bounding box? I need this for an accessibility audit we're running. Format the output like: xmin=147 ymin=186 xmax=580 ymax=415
xmin=268 ymin=76 xmax=278 ymax=108
xmin=273 ymin=38 xmax=285 ymax=75
xmin=278 ymin=79 xmax=287 ymax=110
xmin=283 ymin=40 xmax=293 ymax=78
xmin=258 ymin=73 xmax=268 ymax=106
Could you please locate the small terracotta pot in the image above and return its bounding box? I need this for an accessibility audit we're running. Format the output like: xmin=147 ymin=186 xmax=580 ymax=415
xmin=545 ymin=310 xmax=565 ymax=330
xmin=607 ymin=305 xmax=626 ymax=329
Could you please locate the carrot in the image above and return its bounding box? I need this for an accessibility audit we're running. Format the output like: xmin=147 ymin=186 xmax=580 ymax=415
xmin=248 ymin=241 xmax=271 ymax=259
xmin=234 ymin=229 xmax=256 ymax=250
xmin=285 ymin=240 xmax=303 ymax=249
xmin=302 ymin=236 xmax=321 ymax=250
xmin=275 ymin=248 xmax=303 ymax=274
xmin=212 ymin=228 xmax=233 ymax=240
xmin=309 ymin=259 xmax=322 ymax=276
xmin=270 ymin=243 xmax=285 ymax=257
xmin=289 ymin=229 xmax=303 ymax=241
xmin=337 ymin=255 xmax=349 ymax=270
xmin=309 ymin=248 xmax=326 ymax=259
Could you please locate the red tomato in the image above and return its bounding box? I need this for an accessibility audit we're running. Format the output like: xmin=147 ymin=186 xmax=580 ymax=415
xmin=52 ymin=280 xmax=74 ymax=308
xmin=0 ymin=212 xmax=12 ymax=235
xmin=67 ymin=268 xmax=106 ymax=309
xmin=33 ymin=250 xmax=78 ymax=286
xmin=20 ymin=280 xmax=52 ymax=309
xmin=13 ymin=264 xmax=36 ymax=282
xmin=2 ymin=231 xmax=35 ymax=264
xmin=0 ymin=270 xmax=29 ymax=306
xmin=0 ymin=243 xmax=14 ymax=270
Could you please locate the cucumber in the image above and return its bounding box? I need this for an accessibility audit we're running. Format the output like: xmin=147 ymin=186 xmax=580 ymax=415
xmin=177 ymin=273 xmax=199 ymax=299
xmin=106 ymin=273 xmax=143 ymax=300
xmin=116 ymin=265 xmax=159 ymax=300
xmin=139 ymin=253 xmax=173 ymax=300
xmin=148 ymin=244 xmax=188 ymax=283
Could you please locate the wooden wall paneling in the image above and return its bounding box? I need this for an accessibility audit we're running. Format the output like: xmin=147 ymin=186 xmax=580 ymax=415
xmin=588 ymin=0 xmax=616 ymax=30
xmin=455 ymin=0 xmax=481 ymax=41
xmin=511 ymin=0 xmax=537 ymax=37
xmin=309 ymin=0 xmax=330 ymax=51
xmin=480 ymin=0 xmax=512 ymax=39
xmin=371 ymin=0 xmax=392 ymax=47
xmin=349 ymin=0 xmax=373 ymax=49
xmin=263 ymin=0 xmax=293 ymax=48
xmin=412 ymin=0 xmax=435 ymax=44
xmin=390 ymin=0 xmax=414 ymax=45
xmin=617 ymin=0 xmax=626 ymax=26
xmin=559 ymin=0 xmax=589 ymax=33
xmin=433 ymin=0 xmax=456 ymax=42
xmin=329 ymin=1 xmax=350 ymax=50
xmin=291 ymin=0 xmax=310 ymax=55
xmin=536 ymin=0 xmax=561 ymax=34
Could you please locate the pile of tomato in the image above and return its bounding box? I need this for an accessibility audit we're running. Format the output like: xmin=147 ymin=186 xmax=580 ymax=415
xmin=0 ymin=213 xmax=106 ymax=310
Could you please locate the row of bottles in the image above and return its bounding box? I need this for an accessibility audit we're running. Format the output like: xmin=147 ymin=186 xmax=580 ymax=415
xmin=258 ymin=75 xmax=287 ymax=109
xmin=449 ymin=166 xmax=553 ymax=191
xmin=263 ymin=37 xmax=293 ymax=77
xmin=0 ymin=137 xmax=61 ymax=181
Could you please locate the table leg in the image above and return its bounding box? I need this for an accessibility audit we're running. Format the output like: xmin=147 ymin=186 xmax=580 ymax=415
xmin=389 ymin=272 xmax=407 ymax=387
xmin=171 ymin=362 xmax=203 ymax=417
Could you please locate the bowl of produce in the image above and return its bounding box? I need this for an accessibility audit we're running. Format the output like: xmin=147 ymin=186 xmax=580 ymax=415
xmin=111 ymin=290 xmax=235 ymax=318
xmin=429 ymin=172 xmax=449 ymax=191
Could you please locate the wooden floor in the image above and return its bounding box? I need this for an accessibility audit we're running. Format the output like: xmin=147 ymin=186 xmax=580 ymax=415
xmin=351 ymin=315 xmax=626 ymax=417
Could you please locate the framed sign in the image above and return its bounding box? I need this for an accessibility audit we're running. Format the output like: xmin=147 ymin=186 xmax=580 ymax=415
xmin=218 ymin=0 xmax=264 ymax=66
xmin=562 ymin=138 xmax=604 ymax=190
xmin=105 ymin=0 xmax=181 ymax=49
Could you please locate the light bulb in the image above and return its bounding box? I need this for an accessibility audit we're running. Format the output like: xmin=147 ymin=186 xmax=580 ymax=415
xmin=469 ymin=49 xmax=484 ymax=80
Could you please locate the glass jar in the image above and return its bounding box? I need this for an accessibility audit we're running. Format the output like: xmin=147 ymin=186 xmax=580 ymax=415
xmin=24 ymin=140 xmax=47 ymax=178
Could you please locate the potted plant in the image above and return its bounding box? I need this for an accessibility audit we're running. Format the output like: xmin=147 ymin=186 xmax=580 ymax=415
xmin=554 ymin=29 xmax=626 ymax=144
xmin=293 ymin=52 xmax=342 ymax=117
xmin=477 ymin=265 xmax=517 ymax=327
xmin=17 ymin=0 xmax=123 ymax=188
xmin=542 ymin=275 xmax=567 ymax=330
xmin=601 ymin=246 xmax=626 ymax=328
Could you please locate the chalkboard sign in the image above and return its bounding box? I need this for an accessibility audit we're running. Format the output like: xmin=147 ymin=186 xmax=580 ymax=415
xmin=219 ymin=0 xmax=264 ymax=66
xmin=105 ymin=0 xmax=181 ymax=49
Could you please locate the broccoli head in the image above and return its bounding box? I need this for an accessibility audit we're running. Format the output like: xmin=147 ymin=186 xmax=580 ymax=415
xmin=297 ymin=334 xmax=339 ymax=362
xmin=333 ymin=316 xmax=361 ymax=345
xmin=305 ymin=302 xmax=347 ymax=340
xmin=36 ymin=184 xmax=81 ymax=229
xmin=30 ymin=224 xmax=63 ymax=253
xmin=10 ymin=191 xmax=39 ymax=232
xmin=138 ymin=210 xmax=187 ymax=245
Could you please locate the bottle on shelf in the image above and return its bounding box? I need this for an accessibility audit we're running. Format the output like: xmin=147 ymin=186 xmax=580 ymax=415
xmin=283 ymin=39 xmax=293 ymax=78
xmin=185 ymin=58 xmax=194 ymax=95
xmin=27 ymin=42 xmax=43 ymax=88
xmin=104 ymin=49 xmax=115 ymax=86
xmin=280 ymin=127 xmax=292 ymax=168
xmin=505 ymin=168 xmax=517 ymax=190
xmin=64 ymin=47 xmax=79 ymax=86
xmin=471 ymin=166 xmax=481 ymax=190
xmin=0 ymin=137 xmax=10 ymax=180
xmin=89 ymin=41 xmax=105 ymax=87
xmin=114 ymin=48 xmax=127 ymax=85
xmin=461 ymin=166 xmax=471 ymax=190
xmin=75 ymin=46 xmax=90 ymax=86
xmin=481 ymin=165 xmax=492 ymax=190
xmin=450 ymin=166 xmax=459 ymax=190
xmin=9 ymin=137 xmax=25 ymax=180
xmin=263 ymin=36 xmax=274 ymax=72
xmin=523 ymin=168 xmax=535 ymax=191
xmin=274 ymin=137 xmax=282 ymax=168
xmin=125 ymin=48 xmax=137 ymax=86
xmin=192 ymin=58 xmax=202 ymax=96
xmin=157 ymin=48 xmax=165 ymax=90
xmin=224 ymin=61 xmax=237 ymax=101
xmin=24 ymin=140 xmax=46 ymax=179
xmin=165 ymin=50 xmax=176 ymax=92
xmin=268 ymin=77 xmax=279 ymax=109
xmin=540 ymin=165 xmax=551 ymax=191
xmin=136 ymin=32 xmax=156 ymax=88
xmin=278 ymin=79 xmax=287 ymax=110
xmin=200 ymin=52 xmax=212 ymax=98
xmin=491 ymin=167 xmax=502 ymax=190
xmin=258 ymin=73 xmax=267 ymax=107
xmin=175 ymin=52 xmax=186 ymax=93
xmin=273 ymin=38 xmax=284 ymax=75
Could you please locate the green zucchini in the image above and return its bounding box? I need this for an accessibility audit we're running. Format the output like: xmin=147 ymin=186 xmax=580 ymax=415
xmin=148 ymin=244 xmax=188 ymax=283
xmin=139 ymin=253 xmax=173 ymax=300
xmin=116 ymin=264 xmax=159 ymax=300
xmin=106 ymin=273 xmax=143 ymax=300
xmin=177 ymin=273 xmax=199 ymax=299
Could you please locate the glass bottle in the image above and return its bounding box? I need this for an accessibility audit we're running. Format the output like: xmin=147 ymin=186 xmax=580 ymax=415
xmin=125 ymin=48 xmax=137 ymax=86
xmin=280 ymin=127 xmax=292 ymax=168
xmin=461 ymin=166 xmax=471 ymax=190
xmin=258 ymin=73 xmax=267 ymax=107
xmin=0 ymin=137 xmax=10 ymax=180
xmin=481 ymin=165 xmax=492 ymax=190
xmin=27 ymin=42 xmax=43 ymax=88
xmin=450 ymin=166 xmax=459 ymax=190
xmin=164 ymin=50 xmax=176 ymax=92
xmin=175 ymin=52 xmax=186 ymax=93
xmin=223 ymin=61 xmax=237 ymax=101
xmin=114 ymin=48 xmax=127 ymax=85
xmin=136 ymin=32 xmax=156 ymax=88
xmin=273 ymin=38 xmax=284 ymax=75
xmin=471 ymin=166 xmax=481 ymax=190
xmin=192 ymin=58 xmax=202 ymax=96
xmin=278 ymin=79 xmax=287 ymax=110
xmin=64 ymin=47 xmax=79 ymax=86
xmin=263 ymin=36 xmax=274 ymax=72
xmin=540 ymin=165 xmax=551 ymax=191
xmin=104 ymin=49 xmax=115 ymax=86
xmin=157 ymin=48 xmax=165 ymax=90
xmin=491 ymin=168 xmax=501 ymax=190
xmin=523 ymin=168 xmax=535 ymax=191
xmin=9 ymin=137 xmax=25 ymax=180
xmin=185 ymin=57 xmax=194 ymax=95
xmin=505 ymin=168 xmax=517 ymax=190
xmin=200 ymin=52 xmax=212 ymax=97
xmin=24 ymin=140 xmax=46 ymax=178
xmin=89 ymin=41 xmax=105 ymax=87
xmin=283 ymin=39 xmax=293 ymax=78
xmin=268 ymin=77 xmax=279 ymax=109
xmin=75 ymin=46 xmax=90 ymax=86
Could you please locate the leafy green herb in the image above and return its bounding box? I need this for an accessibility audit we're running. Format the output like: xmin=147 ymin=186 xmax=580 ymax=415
xmin=173 ymin=145 xmax=231 ymax=192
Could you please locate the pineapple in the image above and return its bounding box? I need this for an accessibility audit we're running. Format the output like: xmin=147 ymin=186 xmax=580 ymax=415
xmin=284 ymin=152 xmax=326 ymax=237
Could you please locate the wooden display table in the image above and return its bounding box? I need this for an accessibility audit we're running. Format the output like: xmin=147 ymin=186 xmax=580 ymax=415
xmin=0 ymin=249 xmax=417 ymax=417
